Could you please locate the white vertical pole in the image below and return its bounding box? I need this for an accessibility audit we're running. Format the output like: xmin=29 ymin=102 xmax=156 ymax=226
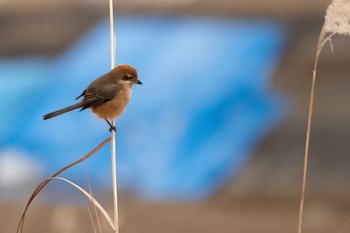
xmin=109 ymin=0 xmax=118 ymax=232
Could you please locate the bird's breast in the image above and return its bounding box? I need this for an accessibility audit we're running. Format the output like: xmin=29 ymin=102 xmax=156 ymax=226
xmin=91 ymin=88 xmax=132 ymax=120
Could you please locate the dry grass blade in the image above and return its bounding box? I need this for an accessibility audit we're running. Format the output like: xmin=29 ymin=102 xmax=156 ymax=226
xmin=53 ymin=177 xmax=116 ymax=231
xmin=297 ymin=33 xmax=322 ymax=233
xmin=84 ymin=161 xmax=103 ymax=233
xmin=88 ymin=207 xmax=99 ymax=233
xmin=88 ymin=208 xmax=98 ymax=233
xmin=16 ymin=137 xmax=111 ymax=233
xmin=297 ymin=1 xmax=350 ymax=233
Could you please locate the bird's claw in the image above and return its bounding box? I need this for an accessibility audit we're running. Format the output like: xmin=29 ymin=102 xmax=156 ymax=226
xmin=109 ymin=126 xmax=116 ymax=132
xmin=105 ymin=119 xmax=116 ymax=132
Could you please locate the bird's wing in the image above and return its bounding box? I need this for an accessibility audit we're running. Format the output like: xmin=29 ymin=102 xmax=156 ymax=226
xmin=75 ymin=89 xmax=86 ymax=100
xmin=80 ymin=82 xmax=120 ymax=111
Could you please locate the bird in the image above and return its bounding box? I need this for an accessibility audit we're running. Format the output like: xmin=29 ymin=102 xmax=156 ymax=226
xmin=43 ymin=64 xmax=142 ymax=131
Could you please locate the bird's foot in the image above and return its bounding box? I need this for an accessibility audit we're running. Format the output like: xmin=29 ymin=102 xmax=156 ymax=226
xmin=105 ymin=119 xmax=116 ymax=133
xmin=109 ymin=126 xmax=116 ymax=132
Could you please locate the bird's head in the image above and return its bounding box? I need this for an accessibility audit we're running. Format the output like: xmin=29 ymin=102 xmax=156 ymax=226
xmin=112 ymin=64 xmax=142 ymax=87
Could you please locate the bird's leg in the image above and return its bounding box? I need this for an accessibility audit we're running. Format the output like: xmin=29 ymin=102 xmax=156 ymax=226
xmin=105 ymin=119 xmax=116 ymax=132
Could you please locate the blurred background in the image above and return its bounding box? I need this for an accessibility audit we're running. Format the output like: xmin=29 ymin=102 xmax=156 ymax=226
xmin=1 ymin=0 xmax=350 ymax=233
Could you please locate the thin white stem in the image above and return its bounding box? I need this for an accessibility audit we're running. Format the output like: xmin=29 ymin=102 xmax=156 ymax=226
xmin=111 ymin=119 xmax=118 ymax=233
xmin=109 ymin=0 xmax=119 ymax=232
xmin=109 ymin=0 xmax=116 ymax=70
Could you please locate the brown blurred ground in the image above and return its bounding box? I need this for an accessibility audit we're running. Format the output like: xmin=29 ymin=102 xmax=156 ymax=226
xmin=4 ymin=196 xmax=350 ymax=233
xmin=1 ymin=0 xmax=350 ymax=232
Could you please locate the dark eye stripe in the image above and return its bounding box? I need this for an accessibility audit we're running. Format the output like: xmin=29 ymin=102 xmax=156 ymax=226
xmin=123 ymin=76 xmax=133 ymax=81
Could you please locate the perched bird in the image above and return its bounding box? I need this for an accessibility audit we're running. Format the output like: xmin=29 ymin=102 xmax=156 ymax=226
xmin=43 ymin=64 xmax=142 ymax=131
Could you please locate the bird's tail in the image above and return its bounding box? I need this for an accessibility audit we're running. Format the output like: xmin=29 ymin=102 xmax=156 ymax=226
xmin=43 ymin=102 xmax=84 ymax=120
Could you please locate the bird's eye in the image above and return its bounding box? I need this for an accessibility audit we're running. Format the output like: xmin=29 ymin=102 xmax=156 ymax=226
xmin=123 ymin=75 xmax=133 ymax=81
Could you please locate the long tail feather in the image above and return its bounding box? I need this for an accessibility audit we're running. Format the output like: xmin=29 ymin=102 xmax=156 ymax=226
xmin=43 ymin=102 xmax=84 ymax=120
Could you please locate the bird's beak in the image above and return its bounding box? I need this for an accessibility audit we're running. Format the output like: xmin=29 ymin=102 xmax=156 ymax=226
xmin=134 ymin=79 xmax=142 ymax=85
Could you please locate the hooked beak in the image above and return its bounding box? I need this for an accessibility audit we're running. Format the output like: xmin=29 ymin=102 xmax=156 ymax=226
xmin=134 ymin=79 xmax=142 ymax=85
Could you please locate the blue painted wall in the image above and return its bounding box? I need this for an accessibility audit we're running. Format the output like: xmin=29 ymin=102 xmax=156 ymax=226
xmin=0 ymin=16 xmax=287 ymax=201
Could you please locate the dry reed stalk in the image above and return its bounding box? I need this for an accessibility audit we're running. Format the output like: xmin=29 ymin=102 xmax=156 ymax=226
xmin=108 ymin=0 xmax=119 ymax=232
xmin=297 ymin=1 xmax=350 ymax=233
xmin=16 ymin=137 xmax=112 ymax=233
